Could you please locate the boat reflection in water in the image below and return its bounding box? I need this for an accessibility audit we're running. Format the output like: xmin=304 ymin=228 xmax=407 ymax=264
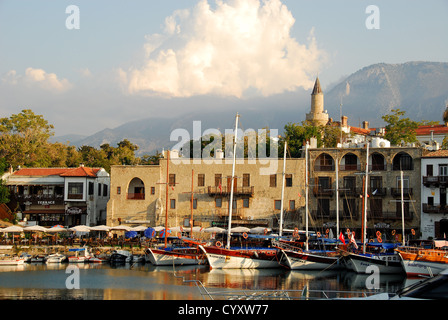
xmin=0 ymin=262 xmax=408 ymax=300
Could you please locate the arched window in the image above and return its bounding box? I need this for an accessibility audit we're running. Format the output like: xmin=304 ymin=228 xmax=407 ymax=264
xmin=314 ymin=153 xmax=334 ymax=171
xmin=127 ymin=178 xmax=145 ymax=200
xmin=393 ymin=152 xmax=413 ymax=171
xmin=341 ymin=153 xmax=359 ymax=171
xmin=371 ymin=153 xmax=386 ymax=171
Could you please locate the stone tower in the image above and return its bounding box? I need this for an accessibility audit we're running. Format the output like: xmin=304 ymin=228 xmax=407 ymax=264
xmin=306 ymin=77 xmax=329 ymax=126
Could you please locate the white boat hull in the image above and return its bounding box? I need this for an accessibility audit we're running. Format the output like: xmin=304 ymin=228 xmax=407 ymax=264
xmin=46 ymin=254 xmax=66 ymax=264
xmin=200 ymin=246 xmax=280 ymax=269
xmin=145 ymin=248 xmax=203 ymax=266
xmin=281 ymin=250 xmax=343 ymax=270
xmin=0 ymin=258 xmax=25 ymax=266
xmin=347 ymin=253 xmax=403 ymax=274
xmin=401 ymin=259 xmax=448 ymax=277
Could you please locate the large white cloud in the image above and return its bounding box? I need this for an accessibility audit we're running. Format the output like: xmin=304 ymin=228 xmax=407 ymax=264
xmin=2 ymin=67 xmax=71 ymax=92
xmin=120 ymin=0 xmax=326 ymax=98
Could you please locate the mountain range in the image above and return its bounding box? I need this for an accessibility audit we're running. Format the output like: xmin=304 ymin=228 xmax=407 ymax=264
xmin=53 ymin=61 xmax=448 ymax=156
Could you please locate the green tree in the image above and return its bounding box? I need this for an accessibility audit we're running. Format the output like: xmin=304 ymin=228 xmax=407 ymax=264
xmin=0 ymin=109 xmax=55 ymax=168
xmin=0 ymin=158 xmax=10 ymax=204
xmin=381 ymin=109 xmax=419 ymax=146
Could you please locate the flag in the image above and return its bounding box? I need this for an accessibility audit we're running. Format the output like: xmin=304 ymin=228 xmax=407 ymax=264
xmin=218 ymin=181 xmax=222 ymax=194
xmin=350 ymin=233 xmax=358 ymax=249
xmin=298 ymin=192 xmax=302 ymax=198
xmin=339 ymin=231 xmax=345 ymax=245
xmin=372 ymin=189 xmax=378 ymax=195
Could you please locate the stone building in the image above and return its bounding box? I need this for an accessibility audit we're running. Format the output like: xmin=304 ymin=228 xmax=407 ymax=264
xmin=107 ymin=154 xmax=306 ymax=231
xmin=308 ymin=144 xmax=422 ymax=241
xmin=305 ymin=77 xmax=329 ymax=126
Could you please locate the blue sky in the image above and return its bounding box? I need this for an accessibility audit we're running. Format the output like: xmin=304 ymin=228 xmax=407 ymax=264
xmin=0 ymin=0 xmax=447 ymax=136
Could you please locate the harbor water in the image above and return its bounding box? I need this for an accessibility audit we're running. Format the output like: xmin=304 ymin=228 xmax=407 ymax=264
xmin=0 ymin=262 xmax=414 ymax=300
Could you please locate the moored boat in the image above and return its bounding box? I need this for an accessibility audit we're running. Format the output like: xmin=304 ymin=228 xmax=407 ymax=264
xmin=341 ymin=243 xmax=404 ymax=274
xmin=145 ymin=246 xmax=206 ymax=266
xmin=396 ymin=245 xmax=448 ymax=277
xmin=274 ymin=240 xmax=343 ymax=270
xmin=199 ymin=245 xmax=280 ymax=269
xmin=45 ymin=253 xmax=67 ymax=264
xmin=68 ymin=248 xmax=89 ymax=263
xmin=0 ymin=255 xmax=25 ymax=266
xmin=109 ymin=250 xmax=132 ymax=264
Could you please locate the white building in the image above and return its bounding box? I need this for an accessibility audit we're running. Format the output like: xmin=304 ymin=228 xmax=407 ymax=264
xmin=421 ymin=150 xmax=448 ymax=239
xmin=2 ymin=166 xmax=110 ymax=227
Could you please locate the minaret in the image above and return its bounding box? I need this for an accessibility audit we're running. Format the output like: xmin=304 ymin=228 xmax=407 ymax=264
xmin=306 ymin=77 xmax=329 ymax=126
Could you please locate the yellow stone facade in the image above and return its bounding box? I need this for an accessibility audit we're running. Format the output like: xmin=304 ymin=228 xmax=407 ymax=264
xmin=107 ymin=156 xmax=306 ymax=231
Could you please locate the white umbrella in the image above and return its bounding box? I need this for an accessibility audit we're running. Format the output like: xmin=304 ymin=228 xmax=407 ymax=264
xmin=1 ymin=225 xmax=24 ymax=233
xmin=203 ymin=227 xmax=226 ymax=234
xmin=109 ymin=225 xmax=132 ymax=231
xmin=89 ymin=225 xmax=110 ymax=231
xmin=230 ymin=226 xmax=250 ymax=233
xmin=169 ymin=226 xmax=184 ymax=233
xmin=249 ymin=227 xmax=271 ymax=234
xmin=24 ymin=225 xmax=48 ymax=232
xmin=191 ymin=226 xmax=204 ymax=232
xmin=131 ymin=225 xmax=147 ymax=232
xmin=69 ymin=225 xmax=91 ymax=232
xmin=153 ymin=226 xmax=165 ymax=232
xmin=1 ymin=225 xmax=24 ymax=244
xmin=46 ymin=227 xmax=66 ymax=232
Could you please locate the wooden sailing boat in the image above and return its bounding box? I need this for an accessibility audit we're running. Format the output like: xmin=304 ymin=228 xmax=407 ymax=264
xmin=145 ymin=153 xmax=206 ymax=266
xmin=199 ymin=113 xmax=280 ymax=269
xmin=274 ymin=141 xmax=343 ymax=270
xmin=342 ymin=144 xmax=403 ymax=274
xmin=396 ymin=241 xmax=448 ymax=277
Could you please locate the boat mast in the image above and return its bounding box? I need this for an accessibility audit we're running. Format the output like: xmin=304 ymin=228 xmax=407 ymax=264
xmin=226 ymin=113 xmax=239 ymax=249
xmin=305 ymin=141 xmax=309 ymax=251
xmin=165 ymin=150 xmax=170 ymax=249
xmin=279 ymin=140 xmax=287 ymax=237
xmin=401 ymin=170 xmax=405 ymax=246
xmin=191 ymin=169 xmax=194 ymax=236
xmin=363 ymin=143 xmax=369 ymax=254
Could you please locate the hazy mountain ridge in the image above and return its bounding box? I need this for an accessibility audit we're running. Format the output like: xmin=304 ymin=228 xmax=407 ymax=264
xmin=55 ymin=61 xmax=448 ymax=155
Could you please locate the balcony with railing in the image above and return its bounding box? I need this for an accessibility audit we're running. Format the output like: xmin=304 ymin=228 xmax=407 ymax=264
xmin=422 ymin=203 xmax=448 ymax=214
xmin=13 ymin=193 xmax=65 ymax=205
xmin=390 ymin=188 xmax=413 ymax=197
xmin=127 ymin=193 xmax=145 ymax=200
xmin=312 ymin=187 xmax=334 ymax=197
xmin=423 ymin=176 xmax=448 ymax=187
xmin=207 ymin=186 xmax=254 ymax=197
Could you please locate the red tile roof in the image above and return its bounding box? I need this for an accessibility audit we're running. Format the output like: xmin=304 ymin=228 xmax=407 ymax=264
xmin=422 ymin=149 xmax=448 ymax=158
xmin=415 ymin=124 xmax=448 ymax=136
xmin=13 ymin=167 xmax=101 ymax=177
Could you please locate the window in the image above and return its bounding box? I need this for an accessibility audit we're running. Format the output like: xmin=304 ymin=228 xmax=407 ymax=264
xmin=103 ymin=184 xmax=108 ymax=197
xmin=170 ymin=199 xmax=176 ymax=209
xmin=428 ymin=197 xmax=434 ymax=206
xmin=318 ymin=177 xmax=331 ymax=192
xmin=286 ymin=174 xmax=293 ymax=187
xmin=370 ymin=198 xmax=382 ymax=218
xmin=151 ymin=187 xmax=155 ymax=195
xmin=88 ymin=182 xmax=94 ymax=195
xmin=117 ymin=186 xmax=121 ymax=195
xmin=274 ymin=200 xmax=282 ymax=210
xmin=270 ymin=174 xmax=277 ymax=187
xmin=315 ymin=154 xmax=334 ymax=171
xmin=193 ymin=199 xmax=198 ymax=209
xmin=243 ymin=174 xmax=250 ymax=187
xmin=343 ymin=176 xmax=356 ymax=192
xmin=370 ymin=176 xmax=382 ymax=192
xmin=67 ymin=182 xmax=83 ymax=199
xmin=198 ymin=174 xmax=205 ymax=187
xmin=427 ymin=165 xmax=433 ymax=177
xmin=215 ymin=198 xmax=222 ymax=208
xmin=343 ymin=198 xmax=356 ymax=218
xmin=393 ymin=153 xmax=413 ymax=170
xmin=215 ymin=174 xmax=222 ymax=187
xmin=243 ymin=198 xmax=249 ymax=208
xmin=440 ymin=165 xmax=448 ymax=177
xmin=317 ymin=198 xmax=330 ymax=217
xmin=289 ymin=200 xmax=295 ymax=211
xmin=169 ymin=174 xmax=176 ymax=186
xmin=98 ymin=183 xmax=102 ymax=196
